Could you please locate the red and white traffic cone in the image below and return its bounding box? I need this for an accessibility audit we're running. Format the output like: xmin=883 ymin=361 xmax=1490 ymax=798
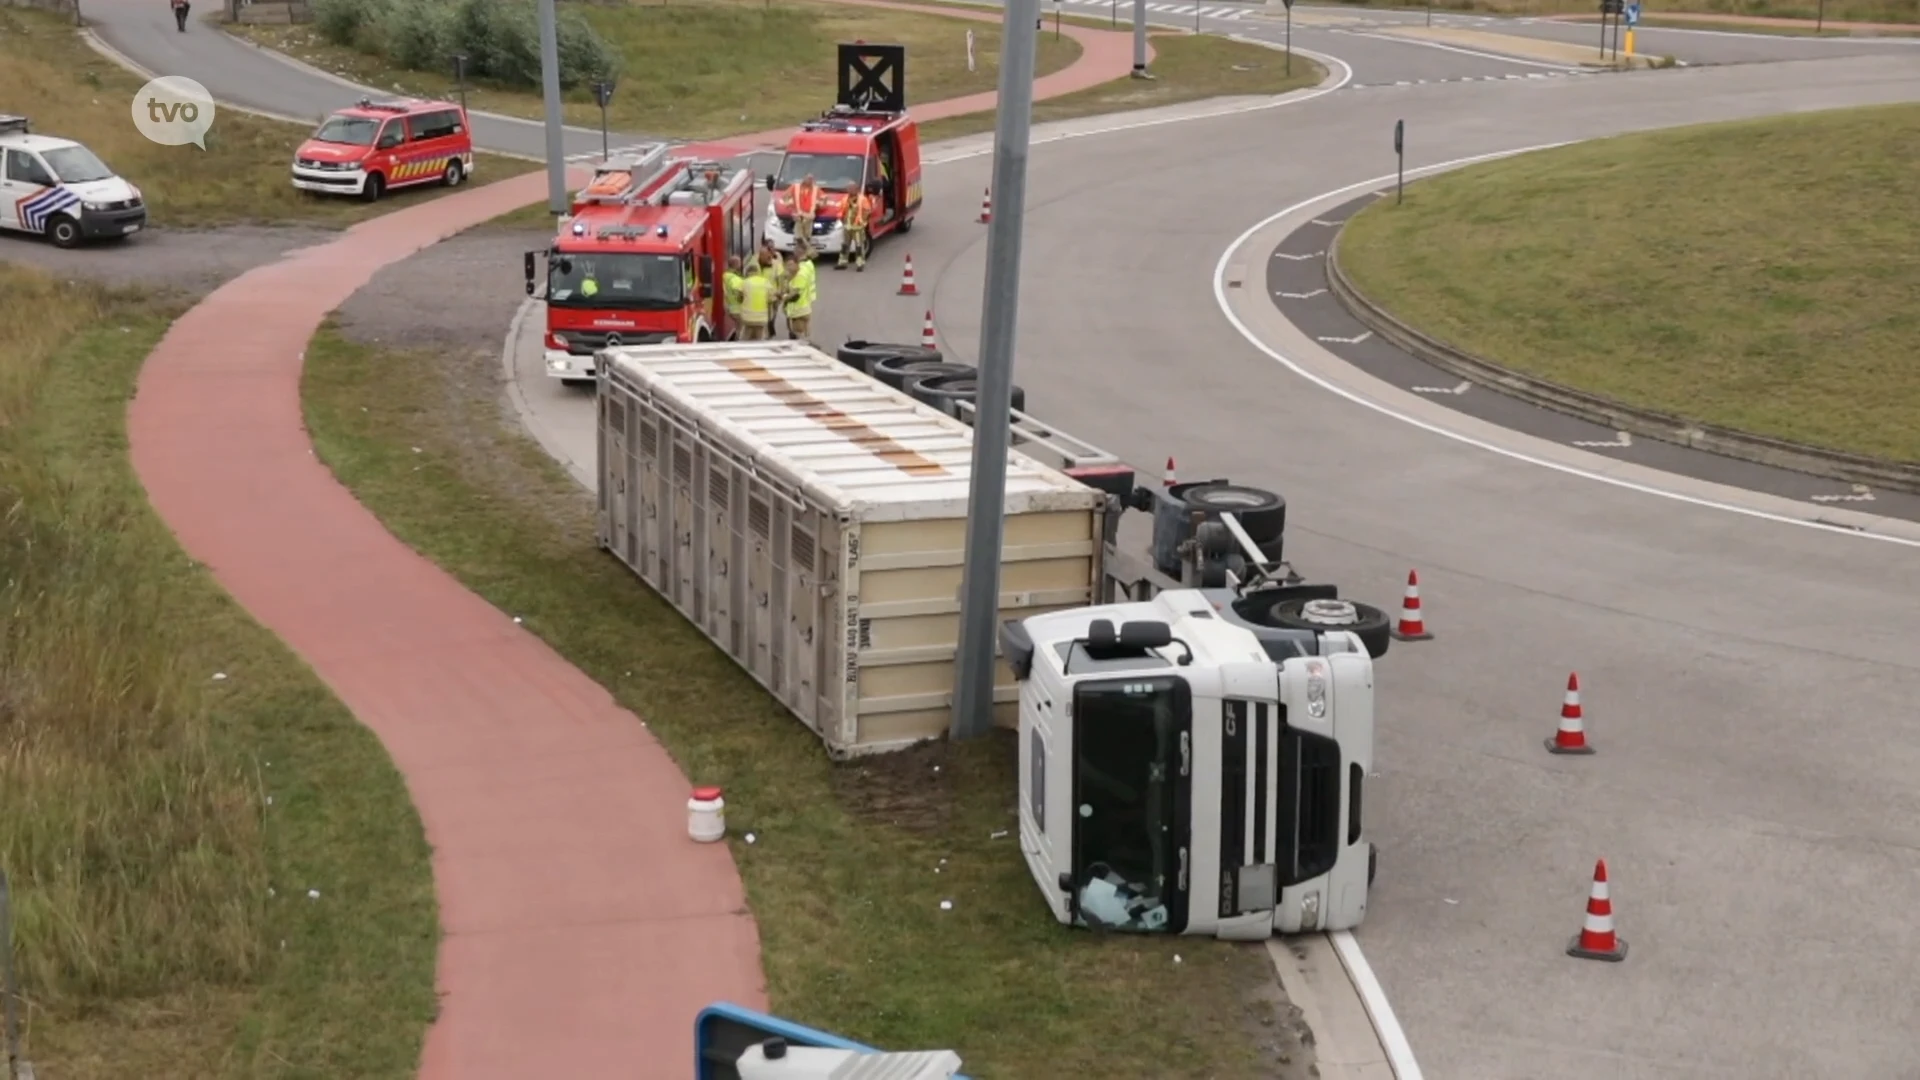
xmin=1566 ymin=859 xmax=1628 ymax=962
xmin=920 ymin=309 xmax=937 ymax=350
xmin=1545 ymin=672 xmax=1595 ymax=755
xmin=979 ymin=187 xmax=992 ymax=224
xmin=1163 ymin=457 xmax=1177 ymax=487
xmin=898 ymin=253 xmax=919 ymax=296
xmin=1390 ymin=569 xmax=1433 ymax=641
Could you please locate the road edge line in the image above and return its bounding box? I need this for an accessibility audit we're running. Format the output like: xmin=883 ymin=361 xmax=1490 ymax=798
xmin=1328 ymin=930 xmax=1422 ymax=1080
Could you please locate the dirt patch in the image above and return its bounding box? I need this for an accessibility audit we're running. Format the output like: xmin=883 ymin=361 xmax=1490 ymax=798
xmin=0 ymin=225 xmax=341 ymax=295
xmin=830 ymin=738 xmax=965 ymax=833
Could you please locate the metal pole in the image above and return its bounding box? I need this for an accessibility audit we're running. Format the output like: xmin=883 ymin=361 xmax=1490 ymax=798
xmin=1131 ymin=0 xmax=1148 ymax=76
xmin=1816 ymin=0 xmax=1825 ymax=32
xmin=1597 ymin=10 xmax=1607 ymax=57
xmin=1110 ymin=0 xmax=1115 ymax=27
xmin=536 ymin=0 xmax=567 ymax=217
xmin=1285 ymin=6 xmax=1292 ymax=76
xmin=1426 ymin=0 xmax=1432 ymax=27
xmin=951 ymin=0 xmax=1040 ymax=741
xmin=3 ymin=869 xmax=20 ymax=1070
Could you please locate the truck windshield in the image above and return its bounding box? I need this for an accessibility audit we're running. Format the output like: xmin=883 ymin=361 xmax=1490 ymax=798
xmin=548 ymin=252 xmax=685 ymax=310
xmin=41 ymin=145 xmax=113 ymax=184
xmin=1071 ymin=676 xmax=1190 ymax=933
xmin=311 ymin=114 xmax=379 ymax=146
xmin=775 ymin=153 xmax=865 ymax=193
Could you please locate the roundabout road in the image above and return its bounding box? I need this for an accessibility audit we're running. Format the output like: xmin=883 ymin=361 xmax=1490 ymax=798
xmin=509 ymin=46 xmax=1920 ymax=1080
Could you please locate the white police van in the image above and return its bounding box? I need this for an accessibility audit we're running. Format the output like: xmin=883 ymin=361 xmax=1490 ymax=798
xmin=0 ymin=115 xmax=147 ymax=248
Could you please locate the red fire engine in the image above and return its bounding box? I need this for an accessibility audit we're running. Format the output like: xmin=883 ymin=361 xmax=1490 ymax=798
xmin=764 ymin=43 xmax=922 ymax=262
xmin=524 ymin=143 xmax=757 ymax=386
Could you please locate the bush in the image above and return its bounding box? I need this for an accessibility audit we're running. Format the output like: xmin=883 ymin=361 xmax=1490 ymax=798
xmin=310 ymin=0 xmax=620 ymax=91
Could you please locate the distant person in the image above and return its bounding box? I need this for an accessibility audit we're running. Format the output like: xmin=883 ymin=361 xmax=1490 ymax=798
xmin=759 ymin=243 xmax=788 ymax=337
xmin=722 ymin=255 xmax=745 ymax=336
xmin=786 ymin=173 xmax=821 ymax=256
xmin=171 ymin=0 xmax=191 ymax=31
xmin=739 ymin=263 xmax=771 ymax=341
xmin=838 ymin=189 xmax=872 ymax=272
xmin=784 ymin=252 xmax=816 ymax=343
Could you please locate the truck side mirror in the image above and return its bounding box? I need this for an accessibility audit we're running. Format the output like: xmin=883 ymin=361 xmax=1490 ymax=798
xmin=766 ymin=174 xmax=777 ymax=191
xmin=523 ymin=250 xmax=536 ymax=296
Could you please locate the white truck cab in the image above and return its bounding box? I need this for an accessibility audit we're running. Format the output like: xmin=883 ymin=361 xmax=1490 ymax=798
xmin=1001 ymin=588 xmax=1375 ymax=939
xmin=0 ymin=115 xmax=147 ymax=248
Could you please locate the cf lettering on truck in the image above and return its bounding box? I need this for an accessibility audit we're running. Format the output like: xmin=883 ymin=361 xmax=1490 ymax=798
xmin=763 ymin=43 xmax=922 ymax=260
xmin=525 ymin=145 xmax=756 ymax=386
xmin=290 ymin=97 xmax=473 ymax=202
xmin=0 ymin=115 xmax=147 ymax=249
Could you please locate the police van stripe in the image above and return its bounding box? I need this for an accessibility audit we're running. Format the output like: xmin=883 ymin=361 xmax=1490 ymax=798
xmin=18 ymin=185 xmax=79 ymax=233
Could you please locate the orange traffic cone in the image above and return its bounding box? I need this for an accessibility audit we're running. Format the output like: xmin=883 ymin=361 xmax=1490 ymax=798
xmin=1163 ymin=457 xmax=1177 ymax=487
xmin=1545 ymin=672 xmax=1595 ymax=755
xmin=1567 ymin=859 xmax=1628 ymax=962
xmin=1390 ymin=570 xmax=1433 ymax=641
xmin=898 ymin=253 xmax=919 ymax=296
xmin=980 ymin=187 xmax=992 ymax=224
xmin=920 ymin=310 xmax=937 ymax=350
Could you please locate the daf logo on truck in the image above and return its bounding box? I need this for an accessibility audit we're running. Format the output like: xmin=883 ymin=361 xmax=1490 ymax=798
xmin=590 ymin=339 xmax=1387 ymax=942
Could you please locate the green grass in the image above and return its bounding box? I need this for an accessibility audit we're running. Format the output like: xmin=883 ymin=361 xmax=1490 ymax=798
xmin=1338 ymin=102 xmax=1920 ymax=464
xmin=298 ymin=316 xmax=1309 ymax=1078
xmin=230 ymin=0 xmax=1082 ymax=139
xmin=919 ymin=33 xmax=1327 ymax=143
xmin=1319 ymin=0 xmax=1919 ymax=23
xmin=0 ymin=7 xmax=533 ymax=228
xmin=0 ymin=265 xmax=437 ymax=1076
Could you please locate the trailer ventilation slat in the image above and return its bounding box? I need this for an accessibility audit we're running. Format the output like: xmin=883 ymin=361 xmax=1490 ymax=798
xmin=709 ymin=470 xmax=729 ymax=509
xmin=792 ymin=527 xmax=816 ymax=575
xmin=673 ymin=445 xmax=693 ymax=487
xmin=639 ymin=422 xmax=658 ymax=459
xmin=749 ymin=498 xmax=771 ymax=539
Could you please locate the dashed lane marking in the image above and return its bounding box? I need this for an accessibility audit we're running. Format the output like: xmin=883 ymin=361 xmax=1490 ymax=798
xmin=1317 ymin=331 xmax=1373 ymax=345
xmin=1274 ymin=289 xmax=1327 ymax=299
xmin=1571 ymin=431 xmax=1634 ymax=448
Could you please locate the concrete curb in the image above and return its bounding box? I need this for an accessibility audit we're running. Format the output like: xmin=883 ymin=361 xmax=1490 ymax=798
xmin=1323 ymin=223 xmax=1920 ymax=497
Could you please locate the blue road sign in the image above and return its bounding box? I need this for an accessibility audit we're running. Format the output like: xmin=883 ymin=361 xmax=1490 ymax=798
xmin=1625 ymin=2 xmax=1641 ymax=24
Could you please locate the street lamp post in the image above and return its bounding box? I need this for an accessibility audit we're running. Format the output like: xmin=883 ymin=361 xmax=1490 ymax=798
xmin=450 ymin=52 xmax=469 ymax=115
xmin=592 ymin=80 xmax=615 ymax=161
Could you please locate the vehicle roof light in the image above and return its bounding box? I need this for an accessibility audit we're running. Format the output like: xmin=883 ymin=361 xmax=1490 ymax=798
xmin=656 ymin=224 xmax=669 ymax=238
xmin=571 ymin=221 xmax=586 ymax=236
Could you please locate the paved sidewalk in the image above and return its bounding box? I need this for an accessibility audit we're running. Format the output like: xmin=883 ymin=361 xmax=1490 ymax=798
xmin=1543 ymin=9 xmax=1918 ymax=31
xmin=122 ymin=12 xmax=1142 ymax=1078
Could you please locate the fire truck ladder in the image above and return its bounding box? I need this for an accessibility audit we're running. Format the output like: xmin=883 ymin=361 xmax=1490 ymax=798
xmin=575 ymin=141 xmax=679 ymax=206
xmin=657 ymin=160 xmax=741 ymax=206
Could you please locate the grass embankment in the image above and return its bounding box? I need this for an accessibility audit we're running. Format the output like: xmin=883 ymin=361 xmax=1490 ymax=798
xmin=919 ymin=33 xmax=1326 ymax=142
xmin=0 ymin=266 xmax=437 ymax=1075
xmin=1323 ymin=0 xmax=1918 ymax=23
xmin=0 ymin=7 xmax=532 ymax=228
xmin=1338 ymin=102 xmax=1920 ymax=464
xmin=299 ymin=320 xmax=1307 ymax=1077
xmin=231 ymin=0 xmax=1082 ymax=139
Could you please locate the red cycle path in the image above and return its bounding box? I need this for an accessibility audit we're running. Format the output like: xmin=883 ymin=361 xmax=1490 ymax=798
xmin=126 ymin=12 xmax=1143 ymax=1079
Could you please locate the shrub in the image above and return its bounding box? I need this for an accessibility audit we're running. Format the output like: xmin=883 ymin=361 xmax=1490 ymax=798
xmin=310 ymin=0 xmax=620 ymax=91
xmin=312 ymin=0 xmax=374 ymax=48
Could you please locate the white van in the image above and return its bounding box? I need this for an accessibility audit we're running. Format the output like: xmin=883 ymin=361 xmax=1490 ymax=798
xmin=0 ymin=115 xmax=147 ymax=248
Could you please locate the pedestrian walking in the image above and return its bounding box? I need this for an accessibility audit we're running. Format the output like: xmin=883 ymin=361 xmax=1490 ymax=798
xmin=171 ymin=0 xmax=191 ymax=31
xmin=784 ymin=252 xmax=817 ymax=342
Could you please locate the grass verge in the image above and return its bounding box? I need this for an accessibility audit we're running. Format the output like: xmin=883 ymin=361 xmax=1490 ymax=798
xmin=0 ymin=264 xmax=437 ymax=1076
xmin=0 ymin=7 xmax=533 ymax=229
xmin=1338 ymin=102 xmax=1920 ymax=464
xmin=298 ymin=313 xmax=1310 ymax=1077
xmin=229 ymin=0 xmax=1082 ymax=139
xmin=919 ymin=33 xmax=1327 ymax=143
xmin=1321 ymin=0 xmax=1917 ymax=23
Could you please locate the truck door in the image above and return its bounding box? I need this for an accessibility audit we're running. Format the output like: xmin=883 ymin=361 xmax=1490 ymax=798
xmin=1068 ymin=676 xmax=1192 ymax=933
xmin=1 ymin=148 xmax=64 ymax=233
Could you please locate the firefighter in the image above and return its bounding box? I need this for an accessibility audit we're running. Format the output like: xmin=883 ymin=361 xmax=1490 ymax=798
xmin=759 ymin=242 xmax=788 ymax=336
xmin=722 ymin=255 xmax=745 ymax=336
xmin=739 ymin=262 xmax=771 ymax=342
xmin=786 ymin=173 xmax=821 ymax=257
xmin=838 ymin=189 xmax=872 ymax=272
xmin=784 ymin=252 xmax=817 ymax=343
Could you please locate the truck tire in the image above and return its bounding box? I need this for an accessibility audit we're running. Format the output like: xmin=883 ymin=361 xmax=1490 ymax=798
xmin=1178 ymin=483 xmax=1286 ymax=545
xmin=904 ymin=373 xmax=1026 ymax=417
xmin=361 ymin=173 xmax=385 ymax=203
xmin=837 ymin=340 xmax=936 ymax=375
xmin=872 ymin=357 xmax=972 ymax=392
xmin=1253 ymin=597 xmax=1391 ymax=660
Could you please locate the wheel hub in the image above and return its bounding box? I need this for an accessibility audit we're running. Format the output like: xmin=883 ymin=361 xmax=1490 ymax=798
xmin=1298 ymin=599 xmax=1358 ymax=626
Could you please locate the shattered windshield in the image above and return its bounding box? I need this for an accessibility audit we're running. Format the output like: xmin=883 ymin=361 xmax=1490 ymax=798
xmin=1071 ymin=677 xmax=1189 ymax=933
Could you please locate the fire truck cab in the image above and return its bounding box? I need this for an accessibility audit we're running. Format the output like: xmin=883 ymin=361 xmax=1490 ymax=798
xmin=763 ymin=43 xmax=922 ymax=259
xmin=525 ymin=144 xmax=757 ymax=386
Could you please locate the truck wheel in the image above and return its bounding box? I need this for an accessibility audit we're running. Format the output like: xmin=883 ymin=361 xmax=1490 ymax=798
xmin=1254 ymin=597 xmax=1391 ymax=660
xmin=837 ymin=340 xmax=936 ymax=374
xmin=872 ymin=356 xmax=972 ymax=392
xmin=361 ymin=173 xmax=385 ymax=203
xmin=1178 ymin=483 xmax=1286 ymax=545
xmin=442 ymin=160 xmax=464 ymax=187
xmin=47 ymin=215 xmax=82 ymax=249
xmin=906 ymin=373 xmax=1025 ymax=416
xmin=898 ymin=216 xmax=913 ymax=234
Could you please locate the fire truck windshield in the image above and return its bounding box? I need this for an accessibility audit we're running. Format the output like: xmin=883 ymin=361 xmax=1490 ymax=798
xmin=1069 ymin=677 xmax=1190 ymax=933
xmin=547 ymin=252 xmax=686 ymax=310
xmin=776 ymin=153 xmax=865 ymax=193
xmin=311 ymin=114 xmax=380 ymax=146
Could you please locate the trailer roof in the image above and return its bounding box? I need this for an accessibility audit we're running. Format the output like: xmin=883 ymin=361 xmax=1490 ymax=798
xmin=599 ymin=341 xmax=1102 ymax=518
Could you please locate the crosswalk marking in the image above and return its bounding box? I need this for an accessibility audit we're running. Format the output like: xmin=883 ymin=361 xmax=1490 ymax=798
xmin=1053 ymin=0 xmax=1253 ymax=20
xmin=1345 ymin=69 xmax=1602 ymax=90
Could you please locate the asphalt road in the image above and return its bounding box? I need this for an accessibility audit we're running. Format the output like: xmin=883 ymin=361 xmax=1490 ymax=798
xmin=90 ymin=4 xmax=1920 ymax=1077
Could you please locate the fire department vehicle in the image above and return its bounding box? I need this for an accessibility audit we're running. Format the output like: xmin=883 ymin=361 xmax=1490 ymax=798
xmin=524 ymin=144 xmax=757 ymax=385
xmin=290 ymin=97 xmax=473 ymax=202
xmin=763 ymin=43 xmax=923 ymax=259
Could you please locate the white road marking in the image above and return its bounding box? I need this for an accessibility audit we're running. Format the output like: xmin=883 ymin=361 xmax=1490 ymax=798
xmin=1275 ymin=289 xmax=1327 ymax=298
xmin=1329 ymin=930 xmax=1424 ymax=1080
xmin=1411 ymin=381 xmax=1471 ymax=395
xmin=1571 ymin=431 xmax=1633 ymax=448
xmin=1273 ymin=250 xmax=1325 ymax=260
xmin=1343 ymin=29 xmax=1591 ymax=70
xmin=1811 ymin=484 xmax=1876 ymax=503
xmin=1309 ymin=218 xmax=1343 ymax=226
xmin=1213 ymin=144 xmax=1920 ymax=551
xmin=1317 ymin=331 xmax=1373 ymax=344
